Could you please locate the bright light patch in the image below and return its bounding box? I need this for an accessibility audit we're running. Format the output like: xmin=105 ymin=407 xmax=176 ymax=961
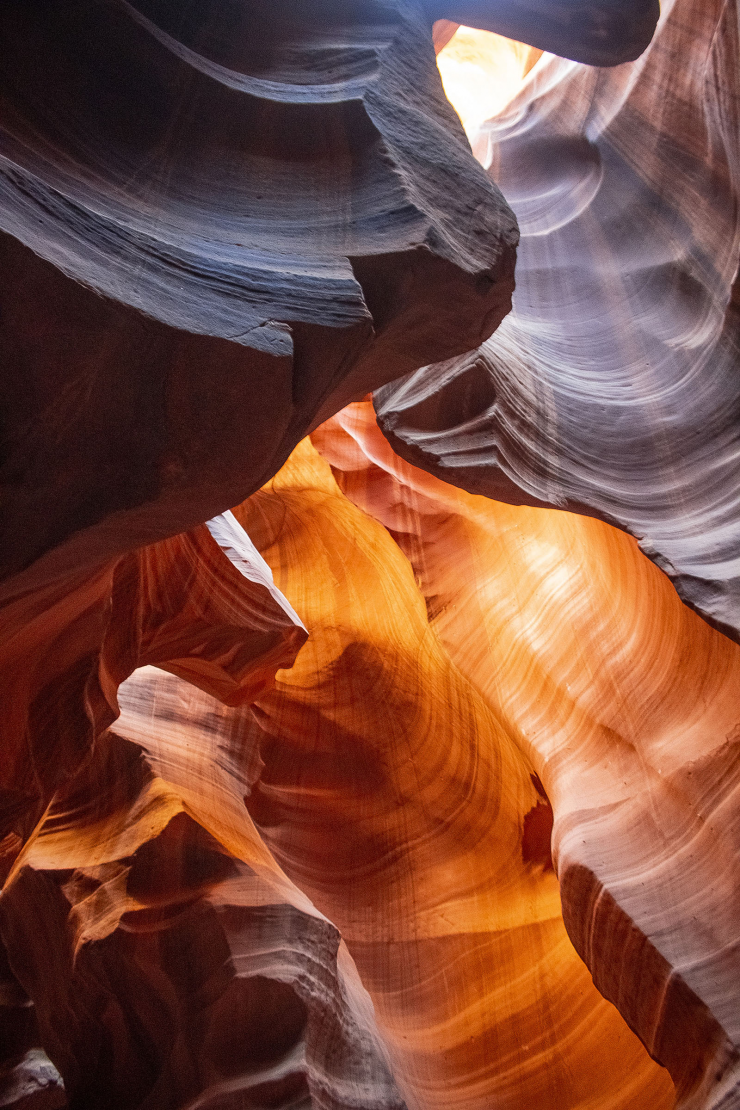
xmin=436 ymin=26 xmax=541 ymax=139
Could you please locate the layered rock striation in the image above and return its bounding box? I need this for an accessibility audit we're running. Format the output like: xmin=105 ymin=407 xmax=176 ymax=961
xmin=424 ymin=0 xmax=660 ymax=65
xmin=377 ymin=0 xmax=740 ymax=639
xmin=314 ymin=400 xmax=740 ymax=1109
xmin=1 ymin=715 xmax=403 ymax=1110
xmin=1 ymin=2 xmax=738 ymax=1109
xmin=0 ymin=0 xmax=516 ymax=594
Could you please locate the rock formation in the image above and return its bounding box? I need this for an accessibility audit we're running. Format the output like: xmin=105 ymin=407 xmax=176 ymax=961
xmin=423 ymin=0 xmax=660 ymax=65
xmin=377 ymin=0 xmax=740 ymax=639
xmin=1 ymin=1 xmax=738 ymax=1109
xmin=0 ymin=0 xmax=517 ymax=592
xmin=314 ymin=400 xmax=740 ymax=1109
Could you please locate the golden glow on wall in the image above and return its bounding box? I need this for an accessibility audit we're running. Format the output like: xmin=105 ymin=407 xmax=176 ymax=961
xmin=436 ymin=25 xmax=542 ymax=138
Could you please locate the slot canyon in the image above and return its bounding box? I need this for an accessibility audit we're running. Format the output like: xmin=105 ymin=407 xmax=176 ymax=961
xmin=0 ymin=2 xmax=738 ymax=1108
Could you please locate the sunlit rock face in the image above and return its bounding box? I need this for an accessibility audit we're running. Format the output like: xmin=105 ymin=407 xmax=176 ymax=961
xmin=0 ymin=512 xmax=306 ymax=851
xmin=1 ymin=726 xmax=404 ymax=1110
xmin=231 ymin=439 xmax=677 ymax=1110
xmin=1 ymin=2 xmax=739 ymax=1110
xmin=314 ymin=401 xmax=740 ymax=1109
xmin=378 ymin=0 xmax=740 ymax=640
xmin=4 ymin=416 xmax=737 ymax=1109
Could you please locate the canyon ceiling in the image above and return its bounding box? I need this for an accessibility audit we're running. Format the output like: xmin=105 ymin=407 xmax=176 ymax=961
xmin=0 ymin=1 xmax=738 ymax=1109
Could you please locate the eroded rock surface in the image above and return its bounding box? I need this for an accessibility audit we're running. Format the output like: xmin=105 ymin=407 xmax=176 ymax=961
xmin=314 ymin=400 xmax=740 ymax=1109
xmin=0 ymin=0 xmax=516 ymax=595
xmin=1 ymin=730 xmax=402 ymax=1110
xmin=0 ymin=940 xmax=66 ymax=1109
xmin=377 ymin=0 xmax=740 ymax=640
xmin=1 ymin=3 xmax=737 ymax=1109
xmin=424 ymin=0 xmax=660 ymax=64
xmin=231 ymin=437 xmax=677 ymax=1110
xmin=0 ymin=513 xmax=305 ymax=867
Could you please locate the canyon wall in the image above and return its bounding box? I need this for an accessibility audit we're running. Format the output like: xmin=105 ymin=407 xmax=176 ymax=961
xmin=377 ymin=0 xmax=740 ymax=640
xmin=1 ymin=1 xmax=738 ymax=1108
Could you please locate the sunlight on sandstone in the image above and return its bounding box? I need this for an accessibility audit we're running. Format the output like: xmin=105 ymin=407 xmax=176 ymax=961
xmin=436 ymin=24 xmax=542 ymax=139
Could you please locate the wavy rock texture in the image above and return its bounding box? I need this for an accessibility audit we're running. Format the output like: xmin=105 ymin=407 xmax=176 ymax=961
xmin=313 ymin=400 xmax=740 ymax=1109
xmin=2 ymin=430 xmax=685 ymax=1110
xmin=377 ymin=0 xmax=740 ymax=640
xmin=425 ymin=0 xmax=659 ymax=65
xmin=0 ymin=0 xmax=517 ymax=596
xmin=1 ymin=716 xmax=402 ymax=1110
xmin=0 ymin=508 xmax=402 ymax=1110
xmin=228 ymin=437 xmax=675 ymax=1110
xmin=0 ymin=511 xmax=305 ymax=869
xmin=1 ymin=3 xmax=737 ymax=1110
